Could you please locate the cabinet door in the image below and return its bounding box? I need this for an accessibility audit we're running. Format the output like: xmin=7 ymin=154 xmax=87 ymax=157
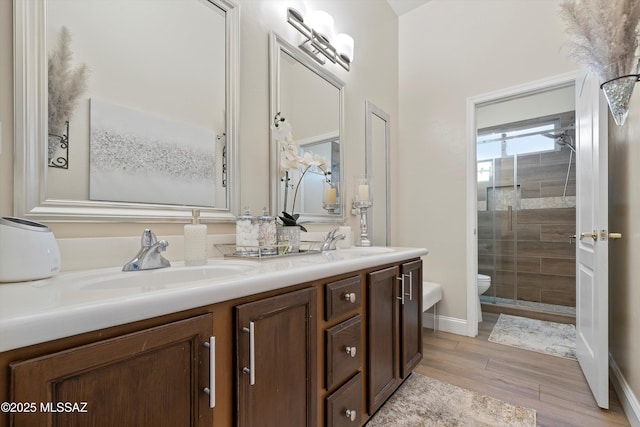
xmin=10 ymin=314 xmax=213 ymax=427
xmin=236 ymin=287 xmax=317 ymax=427
xmin=366 ymin=265 xmax=400 ymax=414
xmin=400 ymin=259 xmax=423 ymax=378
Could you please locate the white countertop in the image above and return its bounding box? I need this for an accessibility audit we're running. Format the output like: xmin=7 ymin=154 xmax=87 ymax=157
xmin=0 ymin=247 xmax=427 ymax=352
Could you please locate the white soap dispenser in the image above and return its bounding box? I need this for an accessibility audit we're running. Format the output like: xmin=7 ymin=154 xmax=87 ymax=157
xmin=184 ymin=209 xmax=207 ymax=266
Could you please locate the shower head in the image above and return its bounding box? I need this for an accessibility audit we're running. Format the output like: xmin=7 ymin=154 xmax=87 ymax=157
xmin=557 ymin=134 xmax=576 ymax=153
xmin=542 ymin=131 xmax=576 ymax=153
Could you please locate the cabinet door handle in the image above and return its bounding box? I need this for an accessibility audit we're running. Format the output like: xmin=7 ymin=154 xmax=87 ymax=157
xmin=396 ymin=275 xmax=405 ymax=305
xmin=345 ymin=346 xmax=357 ymax=357
xmin=404 ymin=272 xmax=413 ymax=301
xmin=343 ymin=292 xmax=356 ymax=303
xmin=202 ymin=336 xmax=215 ymax=408
xmin=242 ymin=322 xmax=255 ymax=385
xmin=345 ymin=409 xmax=357 ymax=422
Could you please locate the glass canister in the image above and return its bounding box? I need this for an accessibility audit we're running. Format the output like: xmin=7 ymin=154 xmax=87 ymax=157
xmin=258 ymin=208 xmax=278 ymax=256
xmin=276 ymin=224 xmax=301 ymax=254
xmin=235 ymin=207 xmax=259 ymax=255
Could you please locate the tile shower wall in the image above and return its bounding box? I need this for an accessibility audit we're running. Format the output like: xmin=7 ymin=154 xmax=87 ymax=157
xmin=478 ymin=148 xmax=576 ymax=308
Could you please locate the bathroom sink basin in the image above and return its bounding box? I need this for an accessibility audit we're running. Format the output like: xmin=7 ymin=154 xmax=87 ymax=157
xmin=79 ymin=260 xmax=260 ymax=290
xmin=336 ymin=247 xmax=395 ymax=256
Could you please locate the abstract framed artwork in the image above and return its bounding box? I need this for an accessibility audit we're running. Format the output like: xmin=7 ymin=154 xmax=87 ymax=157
xmin=89 ymin=98 xmax=217 ymax=207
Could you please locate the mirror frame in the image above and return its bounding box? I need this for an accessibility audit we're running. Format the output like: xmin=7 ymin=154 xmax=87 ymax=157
xmin=269 ymin=32 xmax=346 ymax=225
xmin=365 ymin=101 xmax=391 ymax=246
xmin=13 ymin=0 xmax=239 ymax=222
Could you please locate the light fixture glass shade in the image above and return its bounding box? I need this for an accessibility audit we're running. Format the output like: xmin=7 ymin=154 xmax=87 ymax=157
xmin=309 ymin=10 xmax=334 ymax=43
xmin=601 ymin=76 xmax=638 ymax=126
xmin=334 ymin=33 xmax=354 ymax=62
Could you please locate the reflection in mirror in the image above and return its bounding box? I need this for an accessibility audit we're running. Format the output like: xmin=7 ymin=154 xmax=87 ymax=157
xmin=13 ymin=0 xmax=239 ymax=221
xmin=270 ymin=33 xmax=345 ymax=224
xmin=365 ymin=101 xmax=391 ymax=246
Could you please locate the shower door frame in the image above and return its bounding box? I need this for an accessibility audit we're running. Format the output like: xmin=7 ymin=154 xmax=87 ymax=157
xmin=465 ymin=72 xmax=577 ymax=337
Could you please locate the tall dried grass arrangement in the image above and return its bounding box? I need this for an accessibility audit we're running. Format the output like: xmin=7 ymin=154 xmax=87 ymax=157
xmin=48 ymin=26 xmax=89 ymax=136
xmin=560 ymin=0 xmax=640 ymax=82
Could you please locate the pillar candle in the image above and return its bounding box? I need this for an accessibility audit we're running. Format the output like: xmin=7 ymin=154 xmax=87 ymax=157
xmin=325 ymin=187 xmax=337 ymax=204
xmin=358 ymin=184 xmax=369 ymax=202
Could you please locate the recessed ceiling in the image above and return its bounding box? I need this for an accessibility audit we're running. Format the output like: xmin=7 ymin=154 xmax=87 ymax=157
xmin=386 ymin=0 xmax=431 ymax=16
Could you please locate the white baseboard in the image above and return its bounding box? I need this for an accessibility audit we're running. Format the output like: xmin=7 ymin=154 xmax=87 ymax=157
xmin=423 ymin=312 xmax=468 ymax=336
xmin=610 ymin=354 xmax=640 ymax=427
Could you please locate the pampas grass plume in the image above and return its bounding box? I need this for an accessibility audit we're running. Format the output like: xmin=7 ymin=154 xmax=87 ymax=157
xmin=48 ymin=26 xmax=89 ymax=136
xmin=560 ymin=0 xmax=640 ymax=82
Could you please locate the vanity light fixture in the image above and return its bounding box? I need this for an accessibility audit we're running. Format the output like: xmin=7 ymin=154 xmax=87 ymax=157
xmin=287 ymin=7 xmax=354 ymax=71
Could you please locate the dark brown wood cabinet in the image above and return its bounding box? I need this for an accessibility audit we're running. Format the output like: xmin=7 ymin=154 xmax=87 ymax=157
xmin=366 ymin=260 xmax=423 ymax=414
xmin=1 ymin=256 xmax=424 ymax=427
xmin=9 ymin=314 xmax=214 ymax=427
xmin=400 ymin=259 xmax=423 ymax=378
xmin=235 ymin=287 xmax=317 ymax=427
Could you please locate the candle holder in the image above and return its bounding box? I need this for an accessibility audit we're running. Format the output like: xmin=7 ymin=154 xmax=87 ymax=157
xmin=322 ymin=181 xmax=339 ymax=213
xmin=353 ymin=176 xmax=372 ymax=247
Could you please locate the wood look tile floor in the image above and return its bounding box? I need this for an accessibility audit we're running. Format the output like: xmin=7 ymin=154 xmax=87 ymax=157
xmin=416 ymin=312 xmax=630 ymax=427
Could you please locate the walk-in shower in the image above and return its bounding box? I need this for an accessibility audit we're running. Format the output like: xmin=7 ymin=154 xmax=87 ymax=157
xmin=476 ymin=110 xmax=577 ymax=317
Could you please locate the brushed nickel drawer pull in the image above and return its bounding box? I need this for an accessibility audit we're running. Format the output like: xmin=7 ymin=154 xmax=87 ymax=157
xmin=396 ymin=275 xmax=405 ymax=305
xmin=345 ymin=346 xmax=357 ymax=357
xmin=343 ymin=292 xmax=356 ymax=303
xmin=345 ymin=409 xmax=357 ymax=422
xmin=202 ymin=336 xmax=215 ymax=408
xmin=242 ymin=322 xmax=255 ymax=385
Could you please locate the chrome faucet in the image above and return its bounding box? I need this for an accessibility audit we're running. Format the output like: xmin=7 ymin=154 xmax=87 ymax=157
xmin=321 ymin=228 xmax=346 ymax=251
xmin=122 ymin=229 xmax=171 ymax=271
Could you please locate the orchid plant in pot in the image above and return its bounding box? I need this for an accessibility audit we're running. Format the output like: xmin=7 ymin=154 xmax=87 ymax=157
xmin=272 ymin=113 xmax=330 ymax=233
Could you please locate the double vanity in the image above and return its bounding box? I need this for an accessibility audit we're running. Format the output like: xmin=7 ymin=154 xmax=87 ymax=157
xmin=0 ymin=246 xmax=427 ymax=426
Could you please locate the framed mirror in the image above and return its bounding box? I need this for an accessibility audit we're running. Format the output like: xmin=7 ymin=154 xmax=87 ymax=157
xmin=269 ymin=33 xmax=345 ymax=224
xmin=365 ymin=101 xmax=391 ymax=246
xmin=13 ymin=0 xmax=239 ymax=222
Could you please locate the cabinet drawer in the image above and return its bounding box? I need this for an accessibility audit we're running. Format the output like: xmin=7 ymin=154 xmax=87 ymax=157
xmin=325 ymin=276 xmax=362 ymax=321
xmin=326 ymin=372 xmax=362 ymax=427
xmin=326 ymin=315 xmax=362 ymax=390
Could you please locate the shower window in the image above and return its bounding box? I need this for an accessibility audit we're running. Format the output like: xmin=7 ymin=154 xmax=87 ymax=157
xmin=477 ymin=116 xmax=563 ymax=161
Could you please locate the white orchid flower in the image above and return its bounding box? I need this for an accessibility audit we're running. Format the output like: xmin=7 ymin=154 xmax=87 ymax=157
xmin=302 ymin=151 xmax=328 ymax=171
xmin=271 ymin=120 xmax=293 ymax=142
xmin=280 ymin=142 xmax=304 ymax=173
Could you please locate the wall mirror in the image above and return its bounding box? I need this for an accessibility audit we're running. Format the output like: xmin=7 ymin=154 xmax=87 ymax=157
xmin=269 ymin=33 xmax=345 ymax=224
xmin=365 ymin=101 xmax=391 ymax=246
xmin=13 ymin=0 xmax=239 ymax=222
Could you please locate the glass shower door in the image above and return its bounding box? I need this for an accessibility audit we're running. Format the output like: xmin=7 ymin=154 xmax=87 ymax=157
xmin=478 ymin=155 xmax=519 ymax=305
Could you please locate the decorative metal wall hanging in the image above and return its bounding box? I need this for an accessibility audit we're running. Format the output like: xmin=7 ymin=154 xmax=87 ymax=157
xmin=48 ymin=121 xmax=69 ymax=169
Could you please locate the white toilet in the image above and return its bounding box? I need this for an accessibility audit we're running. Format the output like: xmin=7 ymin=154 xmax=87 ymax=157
xmin=477 ymin=274 xmax=491 ymax=322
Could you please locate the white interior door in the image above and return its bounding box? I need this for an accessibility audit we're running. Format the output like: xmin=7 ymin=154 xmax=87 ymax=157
xmin=575 ymin=69 xmax=609 ymax=409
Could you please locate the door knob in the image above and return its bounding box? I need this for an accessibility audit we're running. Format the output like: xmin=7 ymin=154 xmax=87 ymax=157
xmin=580 ymin=231 xmax=597 ymax=241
